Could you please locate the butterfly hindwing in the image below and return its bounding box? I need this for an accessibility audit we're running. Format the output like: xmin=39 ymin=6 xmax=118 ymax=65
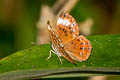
xmin=64 ymin=35 xmax=92 ymax=62
xmin=56 ymin=11 xmax=79 ymax=45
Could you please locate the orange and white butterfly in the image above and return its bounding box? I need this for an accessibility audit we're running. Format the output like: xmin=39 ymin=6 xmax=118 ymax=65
xmin=47 ymin=11 xmax=92 ymax=64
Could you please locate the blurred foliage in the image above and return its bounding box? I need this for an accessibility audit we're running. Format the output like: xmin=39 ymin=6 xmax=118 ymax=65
xmin=0 ymin=0 xmax=55 ymax=58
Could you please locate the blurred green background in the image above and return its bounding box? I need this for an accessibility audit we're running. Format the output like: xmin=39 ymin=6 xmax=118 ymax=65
xmin=0 ymin=0 xmax=120 ymax=59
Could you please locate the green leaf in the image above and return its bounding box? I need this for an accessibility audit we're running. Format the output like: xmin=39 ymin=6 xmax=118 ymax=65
xmin=0 ymin=34 xmax=120 ymax=80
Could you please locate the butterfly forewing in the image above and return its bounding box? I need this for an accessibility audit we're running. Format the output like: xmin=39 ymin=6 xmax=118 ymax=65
xmin=56 ymin=11 xmax=79 ymax=45
xmin=47 ymin=21 xmax=76 ymax=64
xmin=64 ymin=35 xmax=92 ymax=62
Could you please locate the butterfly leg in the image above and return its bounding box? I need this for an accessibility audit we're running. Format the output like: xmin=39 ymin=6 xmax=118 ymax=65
xmin=46 ymin=50 xmax=55 ymax=60
xmin=57 ymin=55 xmax=62 ymax=64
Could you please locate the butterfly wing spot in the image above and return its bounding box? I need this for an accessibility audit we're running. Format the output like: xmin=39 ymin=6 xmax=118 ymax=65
xmin=63 ymin=20 xmax=71 ymax=26
xmin=69 ymin=26 xmax=71 ymax=29
xmin=62 ymin=28 xmax=65 ymax=31
xmin=83 ymin=42 xmax=86 ymax=45
xmin=57 ymin=17 xmax=64 ymax=25
xmin=70 ymin=30 xmax=73 ymax=34
xmin=88 ymin=47 xmax=92 ymax=52
xmin=71 ymin=24 xmax=74 ymax=27
xmin=74 ymin=46 xmax=76 ymax=49
xmin=56 ymin=11 xmax=79 ymax=45
xmin=71 ymin=41 xmax=74 ymax=44
xmin=72 ymin=29 xmax=76 ymax=32
xmin=57 ymin=17 xmax=71 ymax=26
xmin=80 ymin=42 xmax=83 ymax=45
xmin=77 ymin=39 xmax=80 ymax=41
xmin=80 ymin=47 xmax=83 ymax=50
xmin=82 ymin=47 xmax=85 ymax=50
xmin=72 ymin=34 xmax=76 ymax=37
xmin=65 ymin=33 xmax=68 ymax=36
xmin=64 ymin=30 xmax=67 ymax=33
xmin=64 ymin=35 xmax=92 ymax=62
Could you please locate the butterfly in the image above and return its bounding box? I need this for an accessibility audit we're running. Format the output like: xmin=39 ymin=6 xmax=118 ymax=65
xmin=47 ymin=11 xmax=92 ymax=64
